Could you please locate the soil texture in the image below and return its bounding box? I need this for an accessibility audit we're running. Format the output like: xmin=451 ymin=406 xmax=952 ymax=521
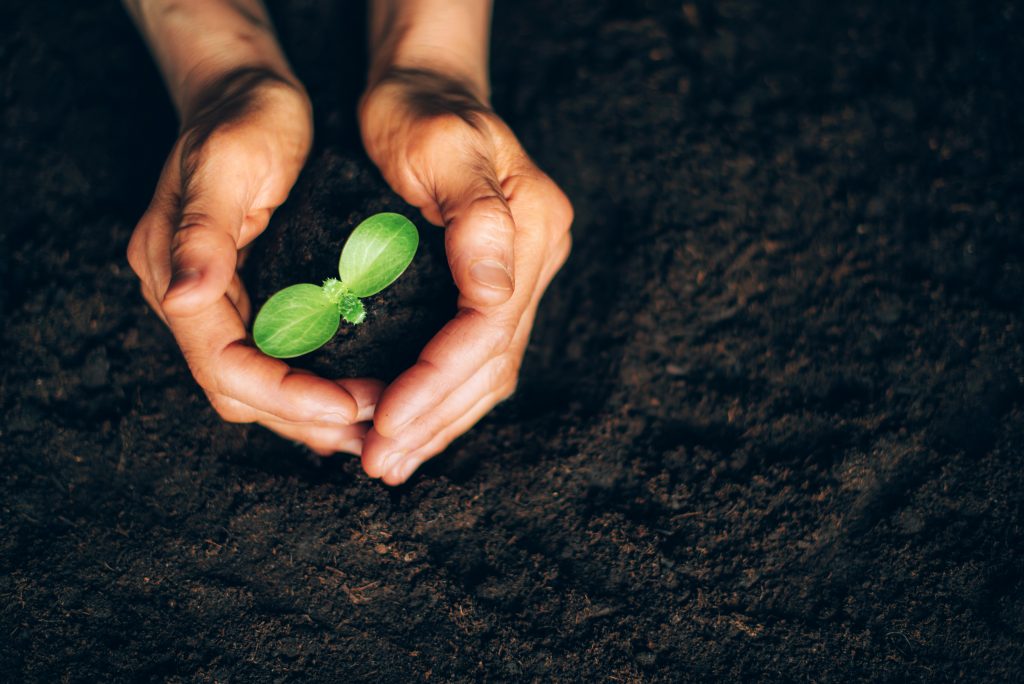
xmin=2 ymin=0 xmax=1023 ymax=681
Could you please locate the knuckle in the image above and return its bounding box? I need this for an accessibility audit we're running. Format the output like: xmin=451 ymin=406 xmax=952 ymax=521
xmin=446 ymin=309 xmax=517 ymax=361
xmin=489 ymin=354 xmax=521 ymax=393
xmin=186 ymin=354 xmax=221 ymax=397
xmin=207 ymin=393 xmax=250 ymax=424
xmin=175 ymin=214 xmax=214 ymax=236
xmin=169 ymin=222 xmax=219 ymax=259
xmin=518 ymin=170 xmax=573 ymax=230
xmin=500 ymin=384 xmax=518 ymax=402
xmin=560 ymin=201 xmax=575 ymax=231
xmin=446 ymin=210 xmax=515 ymax=261
xmin=498 ymin=377 xmax=519 ymax=402
xmin=464 ymin=192 xmax=513 ymax=225
xmin=483 ymin=317 xmax=518 ymax=356
xmin=171 ymin=217 xmax=239 ymax=264
xmin=555 ymin=231 xmax=573 ymax=267
xmin=441 ymin=177 xmax=512 ymax=238
xmin=552 ymin=188 xmax=575 ymax=230
xmin=126 ymin=231 xmax=147 ymax=276
xmin=193 ymin=369 xmax=218 ymax=397
xmin=138 ymin=282 xmax=158 ymax=309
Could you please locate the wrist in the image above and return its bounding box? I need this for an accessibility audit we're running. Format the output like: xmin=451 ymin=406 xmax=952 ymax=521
xmin=368 ymin=48 xmax=489 ymax=106
xmin=177 ymin=54 xmax=304 ymax=126
xmin=367 ymin=0 xmax=492 ymax=101
xmin=126 ymin=0 xmax=302 ymax=120
xmin=179 ymin=62 xmax=310 ymax=133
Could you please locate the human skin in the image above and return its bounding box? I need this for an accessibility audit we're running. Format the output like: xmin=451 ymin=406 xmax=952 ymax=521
xmin=124 ymin=0 xmax=572 ymax=483
xmin=123 ymin=0 xmax=380 ymax=455
xmin=358 ymin=0 xmax=573 ymax=484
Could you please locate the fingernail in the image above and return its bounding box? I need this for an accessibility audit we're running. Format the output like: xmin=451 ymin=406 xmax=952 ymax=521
xmin=316 ymin=413 xmax=351 ymax=426
xmin=380 ymin=451 xmax=404 ymax=477
xmin=470 ymin=259 xmax=513 ymax=292
xmin=168 ymin=268 xmax=201 ymax=293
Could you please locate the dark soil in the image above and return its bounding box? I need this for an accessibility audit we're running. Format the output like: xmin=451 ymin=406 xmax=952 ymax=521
xmin=245 ymin=152 xmax=457 ymax=381
xmin=3 ymin=0 xmax=1023 ymax=681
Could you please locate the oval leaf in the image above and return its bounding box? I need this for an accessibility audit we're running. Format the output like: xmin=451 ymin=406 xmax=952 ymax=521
xmin=253 ymin=284 xmax=341 ymax=358
xmin=338 ymin=212 xmax=419 ymax=297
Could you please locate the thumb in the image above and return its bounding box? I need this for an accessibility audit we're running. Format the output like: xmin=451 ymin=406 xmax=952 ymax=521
xmin=439 ymin=170 xmax=517 ymax=307
xmin=160 ymin=183 xmax=247 ymax=317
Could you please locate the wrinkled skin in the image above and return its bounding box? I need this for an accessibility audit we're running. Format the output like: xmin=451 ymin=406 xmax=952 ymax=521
xmin=127 ymin=70 xmax=383 ymax=456
xmin=127 ymin=65 xmax=572 ymax=484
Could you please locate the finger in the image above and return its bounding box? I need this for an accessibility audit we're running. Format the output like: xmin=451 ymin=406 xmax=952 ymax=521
xmin=225 ymin=272 xmax=251 ymax=322
xmin=438 ymin=164 xmax=518 ymax=307
xmin=383 ymin=282 xmax=552 ymax=484
xmin=362 ymin=352 xmax=517 ymax=481
xmin=502 ymin=172 xmax=574 ymax=286
xmin=367 ymin=220 xmax=569 ymax=479
xmin=334 ymin=378 xmax=386 ymax=422
xmin=372 ymin=211 xmax=549 ymax=438
xmin=137 ymin=281 xmax=169 ymax=326
xmin=161 ymin=182 xmax=247 ymax=316
xmin=284 ymin=372 xmax=383 ymax=422
xmin=260 ymin=418 xmax=370 ymax=456
xmin=131 ymin=153 xmax=242 ymax=318
xmin=205 ymin=384 xmax=379 ymax=429
xmin=365 ymin=291 xmax=539 ymax=473
xmin=371 ymin=306 xmax=518 ymax=437
xmin=165 ymin=296 xmax=359 ymax=425
xmin=128 ymin=155 xmax=180 ymax=301
xmin=372 ymin=385 xmax=509 ymax=486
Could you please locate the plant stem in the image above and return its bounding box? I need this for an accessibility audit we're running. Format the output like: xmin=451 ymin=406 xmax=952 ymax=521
xmin=322 ymin=278 xmax=366 ymax=324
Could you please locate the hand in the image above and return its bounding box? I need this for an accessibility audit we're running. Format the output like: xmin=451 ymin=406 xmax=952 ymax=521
xmin=127 ymin=69 xmax=382 ymax=455
xmin=357 ymin=68 xmax=573 ymax=484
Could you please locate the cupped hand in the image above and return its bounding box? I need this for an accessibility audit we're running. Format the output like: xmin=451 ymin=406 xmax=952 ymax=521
xmin=127 ymin=68 xmax=382 ymax=455
xmin=358 ymin=68 xmax=573 ymax=485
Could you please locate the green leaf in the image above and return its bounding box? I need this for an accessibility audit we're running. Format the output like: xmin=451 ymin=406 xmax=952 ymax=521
xmin=338 ymin=212 xmax=419 ymax=297
xmin=253 ymin=284 xmax=341 ymax=358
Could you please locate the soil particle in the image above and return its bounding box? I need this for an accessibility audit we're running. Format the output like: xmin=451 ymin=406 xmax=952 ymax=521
xmin=2 ymin=0 xmax=1023 ymax=682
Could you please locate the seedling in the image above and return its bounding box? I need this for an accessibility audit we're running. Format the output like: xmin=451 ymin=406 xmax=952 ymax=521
xmin=253 ymin=212 xmax=419 ymax=358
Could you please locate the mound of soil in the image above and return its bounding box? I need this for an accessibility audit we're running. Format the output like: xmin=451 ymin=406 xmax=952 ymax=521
xmin=245 ymin=151 xmax=456 ymax=380
xmin=2 ymin=0 xmax=1023 ymax=681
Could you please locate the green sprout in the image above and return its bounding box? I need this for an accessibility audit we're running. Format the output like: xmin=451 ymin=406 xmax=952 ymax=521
xmin=253 ymin=212 xmax=419 ymax=358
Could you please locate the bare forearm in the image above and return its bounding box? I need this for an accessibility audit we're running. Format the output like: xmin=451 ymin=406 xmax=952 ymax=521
xmin=123 ymin=0 xmax=298 ymax=120
xmin=368 ymin=0 xmax=493 ymax=100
